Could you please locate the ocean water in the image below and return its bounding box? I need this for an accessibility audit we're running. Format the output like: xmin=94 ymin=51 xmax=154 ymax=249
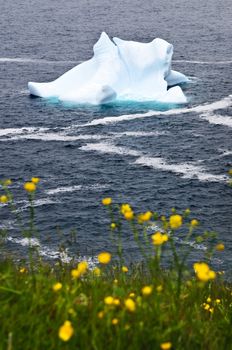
xmin=0 ymin=0 xmax=231 ymax=273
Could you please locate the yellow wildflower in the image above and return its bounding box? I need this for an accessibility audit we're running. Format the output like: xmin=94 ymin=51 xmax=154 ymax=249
xmin=141 ymin=285 xmax=153 ymax=296
xmin=129 ymin=292 xmax=135 ymax=298
xmin=110 ymin=222 xmax=116 ymax=229
xmin=98 ymin=252 xmax=111 ymax=264
xmin=122 ymin=266 xmax=128 ymax=273
xmin=169 ymin=214 xmax=182 ymax=229
xmin=77 ymin=261 xmax=88 ymax=274
xmin=58 ymin=321 xmax=74 ymax=342
xmin=156 ymin=285 xmax=163 ymax=293
xmin=152 ymin=232 xmax=169 ymax=245
xmin=93 ymin=267 xmax=101 ymax=276
xmin=160 ymin=342 xmax=172 ymax=350
xmin=193 ymin=262 xmax=216 ymax=282
xmin=216 ymin=243 xmax=225 ymax=251
xmin=113 ymin=298 xmax=120 ymax=306
xmin=204 ymin=303 xmax=210 ymax=310
xmin=121 ymin=203 xmax=132 ymax=214
xmin=137 ymin=211 xmax=152 ymax=223
xmin=71 ymin=269 xmax=81 ymax=278
xmin=97 ymin=311 xmax=104 ymax=319
xmin=112 ymin=318 xmax=119 ymax=325
xmin=191 ymin=219 xmax=199 ymax=227
xmin=209 ymin=307 xmax=214 ymax=313
xmin=53 ymin=282 xmax=62 ymax=292
xmin=124 ymin=298 xmax=136 ymax=312
xmin=184 ymin=208 xmax=191 ymax=215
xmin=24 ymin=182 xmax=36 ymax=192
xmin=228 ymin=169 xmax=232 ymax=176
xmin=19 ymin=267 xmax=27 ymax=273
xmin=104 ymin=296 xmax=114 ymax=305
xmin=114 ymin=279 xmax=118 ymax=284
xmin=124 ymin=210 xmax=134 ymax=220
xmin=31 ymin=177 xmax=40 ymax=184
xmin=3 ymin=179 xmax=12 ymax=186
xmin=102 ymin=197 xmax=112 ymax=205
xmin=0 ymin=195 xmax=8 ymax=203
xmin=207 ymin=297 xmax=211 ymax=303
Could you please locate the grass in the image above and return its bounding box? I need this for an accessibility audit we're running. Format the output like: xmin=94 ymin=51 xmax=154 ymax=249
xmin=0 ymin=178 xmax=232 ymax=350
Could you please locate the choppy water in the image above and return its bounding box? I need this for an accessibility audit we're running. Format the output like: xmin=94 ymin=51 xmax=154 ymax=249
xmin=0 ymin=0 xmax=231 ymax=274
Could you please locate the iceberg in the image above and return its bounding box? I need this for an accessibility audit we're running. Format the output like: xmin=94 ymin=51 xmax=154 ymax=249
xmin=28 ymin=32 xmax=189 ymax=105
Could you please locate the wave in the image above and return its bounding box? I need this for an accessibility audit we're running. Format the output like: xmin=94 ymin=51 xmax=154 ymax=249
xmin=6 ymin=236 xmax=98 ymax=266
xmin=110 ymin=131 xmax=168 ymax=137
xmin=200 ymin=113 xmax=232 ymax=128
xmin=6 ymin=236 xmax=72 ymax=263
xmin=0 ymin=127 xmax=49 ymax=137
xmin=1 ymin=57 xmax=231 ymax=65
xmin=135 ymin=156 xmax=227 ymax=183
xmin=46 ymin=183 xmax=108 ymax=195
xmin=173 ymin=59 xmax=232 ymax=65
xmin=81 ymin=95 xmax=232 ymax=126
xmin=0 ymin=57 xmax=77 ymax=64
xmin=81 ymin=141 xmax=228 ymax=183
xmin=0 ymin=132 xmax=109 ymax=142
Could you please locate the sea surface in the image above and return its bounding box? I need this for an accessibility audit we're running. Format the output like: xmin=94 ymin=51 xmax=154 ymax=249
xmin=0 ymin=0 xmax=231 ymax=275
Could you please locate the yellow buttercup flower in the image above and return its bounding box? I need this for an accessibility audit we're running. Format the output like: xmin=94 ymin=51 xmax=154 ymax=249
xmin=160 ymin=342 xmax=172 ymax=350
xmin=216 ymin=243 xmax=225 ymax=251
xmin=19 ymin=267 xmax=27 ymax=273
xmin=113 ymin=298 xmax=120 ymax=306
xmin=31 ymin=177 xmax=40 ymax=184
xmin=110 ymin=222 xmax=116 ymax=229
xmin=3 ymin=179 xmax=12 ymax=186
xmin=141 ymin=285 xmax=153 ymax=296
xmin=0 ymin=195 xmax=8 ymax=203
xmin=98 ymin=252 xmax=111 ymax=264
xmin=112 ymin=318 xmax=119 ymax=325
xmin=124 ymin=298 xmax=136 ymax=312
xmin=124 ymin=210 xmax=134 ymax=220
xmin=24 ymin=182 xmax=36 ymax=192
xmin=191 ymin=219 xmax=199 ymax=227
xmin=193 ymin=262 xmax=216 ymax=282
xmin=97 ymin=311 xmax=104 ymax=319
xmin=184 ymin=208 xmax=191 ymax=215
xmin=129 ymin=292 xmax=135 ymax=298
xmin=156 ymin=285 xmax=163 ymax=293
xmin=120 ymin=203 xmax=132 ymax=214
xmin=58 ymin=320 xmax=74 ymax=342
xmin=93 ymin=267 xmax=101 ymax=276
xmin=122 ymin=266 xmax=128 ymax=273
xmin=71 ymin=269 xmax=81 ymax=278
xmin=169 ymin=214 xmax=182 ymax=229
xmin=77 ymin=261 xmax=88 ymax=274
xmin=104 ymin=296 xmax=114 ymax=305
xmin=102 ymin=197 xmax=112 ymax=206
xmin=152 ymin=232 xmax=169 ymax=245
xmin=53 ymin=282 xmax=62 ymax=292
xmin=137 ymin=211 xmax=152 ymax=223
xmin=215 ymin=299 xmax=221 ymax=304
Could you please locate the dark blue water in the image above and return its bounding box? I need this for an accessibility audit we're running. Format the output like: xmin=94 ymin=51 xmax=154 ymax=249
xmin=0 ymin=0 xmax=231 ymax=273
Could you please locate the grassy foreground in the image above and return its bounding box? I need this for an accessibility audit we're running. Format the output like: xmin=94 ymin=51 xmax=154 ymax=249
xmin=0 ymin=178 xmax=232 ymax=350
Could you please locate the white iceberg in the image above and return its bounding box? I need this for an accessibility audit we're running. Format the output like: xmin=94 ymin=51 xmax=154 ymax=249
xmin=28 ymin=32 xmax=189 ymax=105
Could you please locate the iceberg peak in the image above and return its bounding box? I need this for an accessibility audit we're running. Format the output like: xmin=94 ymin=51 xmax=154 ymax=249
xmin=28 ymin=32 xmax=189 ymax=105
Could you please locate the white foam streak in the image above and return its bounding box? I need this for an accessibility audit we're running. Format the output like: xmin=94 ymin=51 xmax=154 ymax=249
xmin=81 ymin=142 xmax=141 ymax=157
xmin=0 ymin=132 xmax=109 ymax=142
xmin=81 ymin=141 xmax=228 ymax=183
xmin=173 ymin=59 xmax=232 ymax=65
xmin=0 ymin=57 xmax=77 ymax=64
xmin=135 ymin=156 xmax=227 ymax=182
xmin=46 ymin=183 xmax=107 ymax=195
xmin=0 ymin=127 xmax=49 ymax=137
xmin=82 ymin=95 xmax=232 ymax=126
xmin=200 ymin=113 xmax=232 ymax=127
xmin=110 ymin=131 xmax=168 ymax=137
xmin=7 ymin=236 xmax=72 ymax=263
